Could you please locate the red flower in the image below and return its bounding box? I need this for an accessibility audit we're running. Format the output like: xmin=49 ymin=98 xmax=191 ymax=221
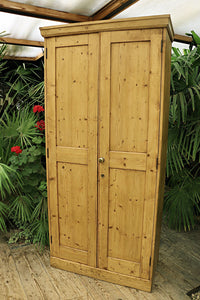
xmin=33 ymin=105 xmax=44 ymax=113
xmin=11 ymin=146 xmax=22 ymax=155
xmin=35 ymin=120 xmax=45 ymax=131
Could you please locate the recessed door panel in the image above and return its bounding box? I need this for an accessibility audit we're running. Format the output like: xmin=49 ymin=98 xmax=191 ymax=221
xmin=110 ymin=41 xmax=149 ymax=153
xmin=58 ymin=162 xmax=88 ymax=251
xmin=108 ymin=169 xmax=145 ymax=262
xmin=56 ymin=45 xmax=88 ymax=148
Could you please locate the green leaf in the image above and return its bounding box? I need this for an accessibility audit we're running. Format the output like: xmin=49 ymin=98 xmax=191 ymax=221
xmin=33 ymin=148 xmax=41 ymax=156
xmin=9 ymin=195 xmax=33 ymax=224
xmin=32 ymin=136 xmax=43 ymax=144
xmin=0 ymin=163 xmax=21 ymax=199
xmin=179 ymin=92 xmax=187 ymax=123
xmin=188 ymin=87 xmax=195 ymax=111
xmin=191 ymin=30 xmax=200 ymax=45
xmin=192 ymin=86 xmax=200 ymax=100
xmin=0 ymin=201 xmax=8 ymax=232
xmin=173 ymin=62 xmax=185 ymax=79
xmin=28 ymin=156 xmax=36 ymax=163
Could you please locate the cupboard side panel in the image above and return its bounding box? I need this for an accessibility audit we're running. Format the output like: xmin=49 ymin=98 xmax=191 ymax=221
xmin=140 ymin=30 xmax=163 ymax=280
xmin=44 ymin=39 xmax=50 ymax=248
xmin=45 ymin=37 xmax=59 ymax=257
xmin=152 ymin=30 xmax=172 ymax=276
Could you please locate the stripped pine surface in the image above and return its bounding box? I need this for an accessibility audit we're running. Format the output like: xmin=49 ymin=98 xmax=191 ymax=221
xmin=41 ymin=18 xmax=173 ymax=290
xmin=0 ymin=224 xmax=199 ymax=299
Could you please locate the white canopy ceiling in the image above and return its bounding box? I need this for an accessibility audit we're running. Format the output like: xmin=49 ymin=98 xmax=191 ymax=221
xmin=0 ymin=0 xmax=199 ymax=58
xmin=7 ymin=0 xmax=112 ymax=16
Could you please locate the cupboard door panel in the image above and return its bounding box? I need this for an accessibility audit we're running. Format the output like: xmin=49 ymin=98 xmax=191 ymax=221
xmin=108 ymin=169 xmax=145 ymax=263
xmin=110 ymin=41 xmax=149 ymax=153
xmin=58 ymin=163 xmax=88 ymax=251
xmin=56 ymin=45 xmax=88 ymax=148
xmin=46 ymin=34 xmax=99 ymax=267
xmin=98 ymin=30 xmax=163 ymax=280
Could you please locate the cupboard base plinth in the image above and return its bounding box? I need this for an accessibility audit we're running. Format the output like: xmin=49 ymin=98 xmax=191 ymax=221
xmin=50 ymin=256 xmax=152 ymax=292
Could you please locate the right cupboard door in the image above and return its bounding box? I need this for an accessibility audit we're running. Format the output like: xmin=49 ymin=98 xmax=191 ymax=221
xmin=98 ymin=29 xmax=163 ymax=280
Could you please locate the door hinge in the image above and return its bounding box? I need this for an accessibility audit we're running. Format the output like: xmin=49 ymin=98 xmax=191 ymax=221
xmin=50 ymin=235 xmax=52 ymax=244
xmin=45 ymin=48 xmax=48 ymax=59
xmin=149 ymin=256 xmax=152 ymax=266
xmin=47 ymin=148 xmax=49 ymax=158
xmin=156 ymin=157 xmax=159 ymax=170
xmin=161 ymin=40 xmax=163 ymax=53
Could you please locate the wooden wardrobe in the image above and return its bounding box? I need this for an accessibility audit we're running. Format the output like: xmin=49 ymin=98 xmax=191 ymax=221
xmin=40 ymin=15 xmax=174 ymax=292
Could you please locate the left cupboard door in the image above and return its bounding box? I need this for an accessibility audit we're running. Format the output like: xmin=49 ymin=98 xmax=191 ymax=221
xmin=45 ymin=34 xmax=99 ymax=267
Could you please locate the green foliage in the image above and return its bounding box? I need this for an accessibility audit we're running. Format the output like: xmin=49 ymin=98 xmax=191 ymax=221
xmin=0 ymin=201 xmax=8 ymax=232
xmin=165 ymin=31 xmax=200 ymax=231
xmin=164 ymin=170 xmax=200 ymax=231
xmin=7 ymin=110 xmax=47 ymax=246
xmin=8 ymin=182 xmax=48 ymax=248
xmin=0 ymin=162 xmax=20 ymax=200
xmin=0 ymin=59 xmax=44 ymax=119
xmin=0 ymin=44 xmax=7 ymax=72
xmin=9 ymin=195 xmax=33 ymax=224
xmin=0 ymin=45 xmax=47 ymax=246
xmin=30 ymin=182 xmax=49 ymax=248
xmin=8 ymin=226 xmax=32 ymax=245
xmin=0 ymin=108 xmax=39 ymax=147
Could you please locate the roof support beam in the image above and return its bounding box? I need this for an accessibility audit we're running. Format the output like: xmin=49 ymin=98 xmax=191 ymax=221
xmin=0 ymin=37 xmax=44 ymax=47
xmin=92 ymin=0 xmax=140 ymax=20
xmin=4 ymin=52 xmax=44 ymax=61
xmin=173 ymin=34 xmax=193 ymax=44
xmin=0 ymin=0 xmax=92 ymax=23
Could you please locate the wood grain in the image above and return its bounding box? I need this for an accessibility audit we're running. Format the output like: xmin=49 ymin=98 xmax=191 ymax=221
xmin=0 ymin=224 xmax=198 ymax=299
xmin=87 ymin=33 xmax=99 ymax=267
xmin=92 ymin=0 xmax=140 ymax=20
xmin=51 ymin=256 xmax=152 ymax=292
xmin=97 ymin=31 xmax=111 ymax=270
xmin=56 ymin=43 xmax=88 ymax=149
xmin=110 ymin=37 xmax=149 ymax=153
xmin=151 ymin=29 xmax=172 ymax=277
xmin=0 ymin=37 xmax=43 ymax=47
xmin=44 ymin=17 xmax=173 ymax=292
xmin=46 ymin=34 xmax=99 ymax=267
xmin=45 ymin=37 xmax=59 ymax=257
xmin=140 ymin=29 xmax=163 ymax=281
xmin=4 ymin=52 xmax=44 ymax=61
xmin=58 ymin=163 xmax=88 ymax=251
xmin=174 ymin=34 xmax=193 ymax=44
xmin=56 ymin=147 xmax=88 ymax=165
xmin=108 ymin=169 xmax=145 ymax=263
xmin=40 ymin=15 xmax=174 ymax=42
xmin=109 ymin=151 xmax=147 ymax=171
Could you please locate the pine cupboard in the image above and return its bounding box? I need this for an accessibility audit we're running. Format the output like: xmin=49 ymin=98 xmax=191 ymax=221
xmin=40 ymin=15 xmax=174 ymax=292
